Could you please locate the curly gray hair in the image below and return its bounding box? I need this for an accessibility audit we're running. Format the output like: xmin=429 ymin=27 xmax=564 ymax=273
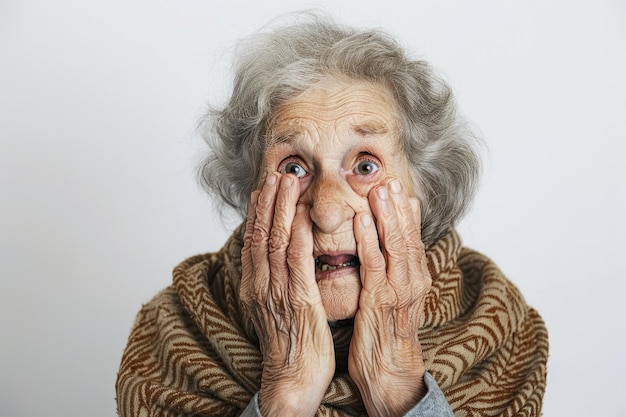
xmin=198 ymin=15 xmax=481 ymax=247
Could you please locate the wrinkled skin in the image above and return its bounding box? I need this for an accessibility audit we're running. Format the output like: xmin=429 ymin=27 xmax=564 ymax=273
xmin=239 ymin=79 xmax=432 ymax=417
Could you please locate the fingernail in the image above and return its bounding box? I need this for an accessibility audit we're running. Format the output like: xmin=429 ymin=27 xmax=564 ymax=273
xmin=266 ymin=174 xmax=277 ymax=185
xmin=250 ymin=190 xmax=260 ymax=204
xmin=389 ymin=179 xmax=401 ymax=194
xmin=410 ymin=199 xmax=419 ymax=213
xmin=361 ymin=213 xmax=372 ymax=227
xmin=282 ymin=175 xmax=293 ymax=188
xmin=296 ymin=203 xmax=306 ymax=214
xmin=376 ymin=186 xmax=388 ymax=200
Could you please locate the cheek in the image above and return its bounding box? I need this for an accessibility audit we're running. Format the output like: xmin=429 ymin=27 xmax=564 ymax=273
xmin=346 ymin=175 xmax=386 ymax=213
xmin=347 ymin=169 xmax=396 ymax=198
xmin=349 ymin=178 xmax=376 ymax=199
xmin=296 ymin=176 xmax=313 ymax=197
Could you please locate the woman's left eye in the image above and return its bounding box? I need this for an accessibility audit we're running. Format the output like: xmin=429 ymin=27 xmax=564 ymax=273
xmin=281 ymin=161 xmax=308 ymax=178
xmin=353 ymin=160 xmax=380 ymax=176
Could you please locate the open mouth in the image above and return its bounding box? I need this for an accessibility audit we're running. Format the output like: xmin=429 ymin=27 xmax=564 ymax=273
xmin=315 ymin=254 xmax=360 ymax=274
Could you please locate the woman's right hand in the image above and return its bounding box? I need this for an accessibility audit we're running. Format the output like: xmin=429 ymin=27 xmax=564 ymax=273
xmin=240 ymin=172 xmax=335 ymax=417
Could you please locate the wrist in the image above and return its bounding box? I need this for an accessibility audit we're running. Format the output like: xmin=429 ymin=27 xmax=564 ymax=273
xmin=258 ymin=387 xmax=320 ymax=417
xmin=352 ymin=366 xmax=426 ymax=417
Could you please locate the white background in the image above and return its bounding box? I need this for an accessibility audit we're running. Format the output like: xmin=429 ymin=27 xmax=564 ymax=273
xmin=1 ymin=1 xmax=625 ymax=416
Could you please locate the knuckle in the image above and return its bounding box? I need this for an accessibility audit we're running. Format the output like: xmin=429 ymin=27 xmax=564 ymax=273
xmin=244 ymin=219 xmax=254 ymax=236
xmin=381 ymin=235 xmax=407 ymax=263
xmin=414 ymin=273 xmax=432 ymax=296
xmin=384 ymin=233 xmax=407 ymax=253
xmin=362 ymin=251 xmax=386 ymax=272
xmin=268 ymin=228 xmax=289 ymax=254
xmin=286 ymin=242 xmax=308 ymax=262
xmin=252 ymin=223 xmax=269 ymax=245
xmin=241 ymin=236 xmax=253 ymax=253
xmin=256 ymin=186 xmax=275 ymax=207
xmin=243 ymin=221 xmax=255 ymax=246
xmin=405 ymin=227 xmax=424 ymax=248
xmin=406 ymin=231 xmax=426 ymax=261
xmin=384 ymin=233 xmax=404 ymax=250
xmin=386 ymin=251 xmax=407 ymax=267
xmin=379 ymin=217 xmax=402 ymax=243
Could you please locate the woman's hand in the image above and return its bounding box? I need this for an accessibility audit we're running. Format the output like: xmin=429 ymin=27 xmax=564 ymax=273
xmin=349 ymin=178 xmax=432 ymax=417
xmin=240 ymin=173 xmax=335 ymax=417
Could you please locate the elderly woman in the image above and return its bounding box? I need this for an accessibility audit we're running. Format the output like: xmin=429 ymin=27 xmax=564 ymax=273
xmin=117 ymin=16 xmax=548 ymax=417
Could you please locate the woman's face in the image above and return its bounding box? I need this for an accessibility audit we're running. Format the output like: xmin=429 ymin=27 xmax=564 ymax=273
xmin=262 ymin=79 xmax=415 ymax=321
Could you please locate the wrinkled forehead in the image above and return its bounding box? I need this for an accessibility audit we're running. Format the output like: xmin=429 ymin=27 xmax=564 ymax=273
xmin=265 ymin=79 xmax=401 ymax=147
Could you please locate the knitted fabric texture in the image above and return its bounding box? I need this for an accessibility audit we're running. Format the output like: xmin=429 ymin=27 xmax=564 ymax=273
xmin=116 ymin=227 xmax=548 ymax=416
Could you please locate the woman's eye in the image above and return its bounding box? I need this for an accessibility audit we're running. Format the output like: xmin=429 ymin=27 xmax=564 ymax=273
xmin=353 ymin=160 xmax=380 ymax=176
xmin=281 ymin=161 xmax=308 ymax=178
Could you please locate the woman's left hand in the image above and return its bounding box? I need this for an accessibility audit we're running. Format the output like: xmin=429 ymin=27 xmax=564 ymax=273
xmin=349 ymin=178 xmax=432 ymax=417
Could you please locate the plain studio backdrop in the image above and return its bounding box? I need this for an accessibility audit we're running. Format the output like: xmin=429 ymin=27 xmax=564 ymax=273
xmin=1 ymin=0 xmax=625 ymax=416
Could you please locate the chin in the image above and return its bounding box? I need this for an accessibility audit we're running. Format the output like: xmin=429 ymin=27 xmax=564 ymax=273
xmin=316 ymin=272 xmax=362 ymax=322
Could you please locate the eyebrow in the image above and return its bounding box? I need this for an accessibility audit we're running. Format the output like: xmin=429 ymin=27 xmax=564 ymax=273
xmin=266 ymin=129 xmax=300 ymax=146
xmin=267 ymin=126 xmax=389 ymax=150
xmin=352 ymin=122 xmax=390 ymax=136
xmin=270 ymin=119 xmax=390 ymax=139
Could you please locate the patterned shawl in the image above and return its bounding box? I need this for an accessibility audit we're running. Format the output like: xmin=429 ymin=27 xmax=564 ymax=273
xmin=116 ymin=227 xmax=548 ymax=416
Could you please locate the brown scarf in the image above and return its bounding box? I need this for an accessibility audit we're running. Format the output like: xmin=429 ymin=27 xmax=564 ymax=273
xmin=116 ymin=227 xmax=548 ymax=416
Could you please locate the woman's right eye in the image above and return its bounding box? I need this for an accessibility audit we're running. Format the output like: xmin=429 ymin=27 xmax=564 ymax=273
xmin=280 ymin=161 xmax=308 ymax=178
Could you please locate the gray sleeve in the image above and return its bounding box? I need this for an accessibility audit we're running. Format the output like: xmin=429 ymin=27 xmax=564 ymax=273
xmin=240 ymin=392 xmax=262 ymax=417
xmin=240 ymin=372 xmax=453 ymax=417
xmin=404 ymin=372 xmax=455 ymax=417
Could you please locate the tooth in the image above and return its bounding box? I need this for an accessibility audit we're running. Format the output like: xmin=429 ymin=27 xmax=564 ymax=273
xmin=319 ymin=261 xmax=358 ymax=272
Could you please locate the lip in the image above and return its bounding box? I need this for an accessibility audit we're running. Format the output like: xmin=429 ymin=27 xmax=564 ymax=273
xmin=314 ymin=250 xmax=360 ymax=282
xmin=315 ymin=263 xmax=360 ymax=282
xmin=313 ymin=250 xmax=357 ymax=259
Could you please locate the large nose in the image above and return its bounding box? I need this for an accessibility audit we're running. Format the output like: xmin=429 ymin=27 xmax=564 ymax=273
xmin=305 ymin=172 xmax=355 ymax=234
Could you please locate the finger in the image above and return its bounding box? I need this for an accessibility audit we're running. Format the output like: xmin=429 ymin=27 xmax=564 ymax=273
xmin=287 ymin=203 xmax=321 ymax=307
xmin=387 ymin=179 xmax=417 ymax=243
xmin=387 ymin=180 xmax=429 ymax=299
xmin=369 ymin=183 xmax=409 ymax=291
xmin=251 ymin=172 xmax=280 ymax=300
xmin=409 ymin=198 xmax=432 ymax=297
xmin=243 ymin=190 xmax=260 ymax=255
xmin=240 ymin=190 xmax=260 ymax=306
xmin=354 ymin=211 xmax=387 ymax=294
xmin=409 ymin=198 xmax=422 ymax=242
xmin=268 ymin=174 xmax=300 ymax=307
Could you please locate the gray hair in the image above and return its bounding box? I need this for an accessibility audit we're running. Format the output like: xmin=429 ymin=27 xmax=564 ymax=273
xmin=198 ymin=15 xmax=481 ymax=247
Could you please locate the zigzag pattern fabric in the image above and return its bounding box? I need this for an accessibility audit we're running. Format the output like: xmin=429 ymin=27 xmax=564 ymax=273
xmin=116 ymin=227 xmax=548 ymax=416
